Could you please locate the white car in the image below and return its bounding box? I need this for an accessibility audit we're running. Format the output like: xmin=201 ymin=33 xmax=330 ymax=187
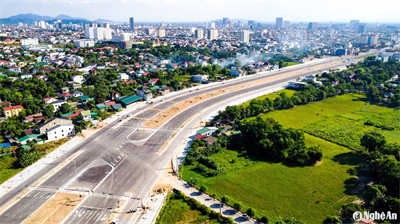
xmin=110 ymin=219 xmax=119 ymax=224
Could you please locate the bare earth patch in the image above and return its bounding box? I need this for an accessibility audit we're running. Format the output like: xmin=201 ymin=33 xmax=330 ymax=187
xmin=142 ymin=61 xmax=341 ymax=129
xmin=314 ymin=161 xmax=323 ymax=166
xmin=152 ymin=160 xmax=176 ymax=193
xmin=22 ymin=193 xmax=86 ymax=224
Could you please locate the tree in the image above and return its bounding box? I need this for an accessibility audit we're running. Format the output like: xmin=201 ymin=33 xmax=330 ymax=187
xmin=340 ymin=203 xmax=362 ymax=222
xmin=362 ymin=185 xmax=387 ymax=206
xmin=74 ymin=125 xmax=82 ymax=134
xmin=60 ymin=103 xmax=71 ymax=114
xmin=189 ymin=177 xmax=199 ymax=186
xmin=222 ymin=195 xmax=230 ymax=204
xmin=42 ymin=105 xmax=54 ymax=119
xmin=360 ymin=131 xmax=386 ymax=153
xmin=200 ymin=185 xmax=207 ymax=193
xmin=246 ymin=208 xmax=255 ymax=217
xmin=323 ymin=216 xmax=342 ymax=224
xmin=226 ymin=217 xmax=235 ymax=224
xmin=278 ymin=60 xmax=284 ymax=68
xmin=261 ymin=216 xmax=270 ymax=224
xmin=233 ymin=202 xmax=242 ymax=212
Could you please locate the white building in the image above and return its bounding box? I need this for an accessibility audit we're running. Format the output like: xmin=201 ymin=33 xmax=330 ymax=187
xmin=50 ymin=100 xmax=67 ymax=112
xmin=72 ymin=75 xmax=84 ymax=84
xmin=239 ymin=30 xmax=250 ymax=43
xmin=157 ymin=28 xmax=166 ymax=37
xmin=278 ymin=33 xmax=289 ymax=42
xmin=118 ymin=73 xmax=130 ymax=81
xmin=85 ymin=27 xmax=94 ymax=39
xmin=207 ymin=29 xmax=217 ymax=40
xmin=46 ymin=124 xmax=75 ymax=141
xmin=190 ymin=27 xmax=197 ymax=33
xmin=111 ymin=33 xmax=131 ymax=43
xmin=21 ymin=38 xmax=39 ymax=46
xmin=39 ymin=21 xmax=46 ymax=29
xmin=210 ymin=22 xmax=215 ymax=28
xmin=193 ymin=74 xmax=208 ymax=83
xmin=75 ymin=39 xmax=95 ymax=48
xmin=194 ymin=29 xmax=203 ymax=39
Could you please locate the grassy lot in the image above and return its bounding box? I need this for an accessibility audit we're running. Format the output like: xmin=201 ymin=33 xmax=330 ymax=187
xmin=175 ymin=75 xmax=191 ymax=83
xmin=156 ymin=192 xmax=221 ymax=224
xmin=0 ymin=154 xmax=23 ymax=184
xmin=0 ymin=138 xmax=71 ymax=184
xmin=181 ymin=93 xmax=399 ymax=223
xmin=181 ymin=134 xmax=362 ymax=223
xmin=355 ymin=54 xmax=373 ymax=59
xmin=286 ymin=62 xmax=301 ymax=67
xmin=255 ymin=94 xmax=399 ymax=149
xmin=241 ymin=89 xmax=296 ymax=108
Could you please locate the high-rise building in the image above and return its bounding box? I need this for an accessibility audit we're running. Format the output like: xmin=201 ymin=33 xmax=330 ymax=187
xmin=207 ymin=29 xmax=217 ymax=40
xmin=283 ymin=20 xmax=290 ymax=29
xmin=39 ymin=21 xmax=46 ymax=29
xmin=85 ymin=27 xmax=94 ymax=39
xmin=157 ymin=28 xmax=166 ymax=37
xmin=129 ymin=17 xmax=134 ymax=31
xmin=194 ymin=29 xmax=203 ymax=39
xmin=146 ymin=27 xmax=155 ymax=36
xmin=104 ymin=22 xmax=110 ymax=28
xmin=350 ymin=20 xmax=360 ymax=29
xmin=276 ymin=17 xmax=283 ymax=28
xmin=358 ymin=24 xmax=365 ymax=33
xmin=223 ymin=18 xmax=229 ymax=25
xmin=355 ymin=34 xmax=378 ymax=45
xmin=239 ymin=30 xmax=249 ymax=43
xmin=308 ymin=22 xmax=318 ymax=30
xmin=278 ymin=33 xmax=289 ymax=42
xmin=210 ymin=22 xmax=215 ymax=28
xmin=190 ymin=27 xmax=197 ymax=33
xmin=34 ymin=21 xmax=38 ymax=26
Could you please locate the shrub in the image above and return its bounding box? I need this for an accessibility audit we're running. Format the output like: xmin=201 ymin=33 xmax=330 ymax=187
xmin=323 ymin=216 xmax=342 ymax=224
xmin=261 ymin=216 xmax=269 ymax=224
xmin=233 ymin=202 xmax=242 ymax=212
xmin=226 ymin=217 xmax=235 ymax=224
xmin=222 ymin=195 xmax=230 ymax=204
xmin=246 ymin=208 xmax=256 ymax=217
xmin=200 ymin=185 xmax=207 ymax=193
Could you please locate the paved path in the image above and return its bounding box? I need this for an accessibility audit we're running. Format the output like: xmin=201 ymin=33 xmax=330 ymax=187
xmin=172 ymin=179 xmax=257 ymax=224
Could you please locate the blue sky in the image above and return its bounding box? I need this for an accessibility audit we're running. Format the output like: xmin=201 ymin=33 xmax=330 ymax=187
xmin=0 ymin=0 xmax=399 ymax=23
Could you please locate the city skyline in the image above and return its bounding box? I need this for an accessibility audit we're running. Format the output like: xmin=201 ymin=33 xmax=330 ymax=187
xmin=0 ymin=0 xmax=399 ymax=23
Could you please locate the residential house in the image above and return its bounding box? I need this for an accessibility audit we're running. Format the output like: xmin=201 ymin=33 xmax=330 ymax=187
xmin=137 ymin=86 xmax=153 ymax=101
xmin=50 ymin=100 xmax=67 ymax=112
xmin=108 ymin=92 xmax=121 ymax=101
xmin=46 ymin=124 xmax=75 ymax=141
xmin=196 ymin=127 xmax=218 ymax=136
xmin=192 ymin=74 xmax=208 ymax=83
xmin=21 ymin=73 xmax=33 ymax=80
xmin=202 ymin=136 xmax=217 ymax=146
xmin=80 ymin=110 xmax=91 ymax=121
xmin=72 ymin=90 xmax=84 ymax=97
xmin=303 ymin=75 xmax=316 ymax=82
xmin=231 ymin=67 xmax=245 ymax=77
xmin=72 ymin=75 xmax=84 ymax=84
xmin=118 ymin=73 xmax=130 ymax=81
xmin=60 ymin=92 xmax=72 ymax=100
xmin=3 ymin=105 xmax=24 ymax=117
xmin=80 ymin=95 xmax=90 ymax=104
xmin=38 ymin=117 xmax=73 ymax=134
xmin=9 ymin=66 xmax=21 ymax=73
xmin=149 ymin=78 xmax=159 ymax=85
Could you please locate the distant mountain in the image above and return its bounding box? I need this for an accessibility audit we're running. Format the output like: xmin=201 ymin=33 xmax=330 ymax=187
xmin=53 ymin=14 xmax=89 ymax=21
xmin=0 ymin=13 xmax=93 ymax=25
xmin=93 ymin=18 xmax=115 ymax=23
xmin=7 ymin=13 xmax=52 ymax=21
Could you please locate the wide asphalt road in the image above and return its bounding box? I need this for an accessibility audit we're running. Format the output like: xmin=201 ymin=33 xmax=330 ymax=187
xmin=0 ymin=56 xmax=362 ymax=224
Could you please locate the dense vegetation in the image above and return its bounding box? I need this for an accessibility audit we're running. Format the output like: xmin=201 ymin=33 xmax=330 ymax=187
xmin=156 ymin=190 xmax=234 ymax=224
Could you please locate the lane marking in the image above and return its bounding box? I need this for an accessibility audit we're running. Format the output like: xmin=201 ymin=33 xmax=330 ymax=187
xmin=167 ymin=100 xmax=177 ymax=104
xmin=148 ymin=108 xmax=165 ymax=112
xmin=131 ymin=117 xmax=150 ymax=120
xmin=113 ymin=147 xmax=127 ymax=157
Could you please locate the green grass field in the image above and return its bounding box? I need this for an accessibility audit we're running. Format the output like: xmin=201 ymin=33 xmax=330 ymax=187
xmin=286 ymin=62 xmax=301 ymax=67
xmin=181 ymin=93 xmax=399 ymax=223
xmin=156 ymin=193 xmax=220 ymax=224
xmin=0 ymin=154 xmax=23 ymax=184
xmin=241 ymin=89 xmax=296 ymax=108
xmin=181 ymin=134 xmax=362 ymax=223
xmin=0 ymin=138 xmax=71 ymax=184
xmin=255 ymin=94 xmax=399 ymax=149
xmin=355 ymin=54 xmax=373 ymax=59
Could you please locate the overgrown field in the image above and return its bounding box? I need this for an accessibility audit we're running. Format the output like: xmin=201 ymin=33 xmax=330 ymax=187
xmin=0 ymin=154 xmax=23 ymax=184
xmin=156 ymin=192 xmax=222 ymax=224
xmin=241 ymin=89 xmax=296 ymax=108
xmin=181 ymin=134 xmax=362 ymax=223
xmin=256 ymin=94 xmax=399 ymax=149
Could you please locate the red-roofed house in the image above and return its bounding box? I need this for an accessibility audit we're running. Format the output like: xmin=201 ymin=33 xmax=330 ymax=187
xmin=3 ymin=105 xmax=24 ymax=117
xmin=149 ymin=78 xmax=159 ymax=85
xmin=105 ymin=101 xmax=116 ymax=106
xmin=60 ymin=92 xmax=72 ymax=100
xmin=194 ymin=135 xmax=206 ymax=140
